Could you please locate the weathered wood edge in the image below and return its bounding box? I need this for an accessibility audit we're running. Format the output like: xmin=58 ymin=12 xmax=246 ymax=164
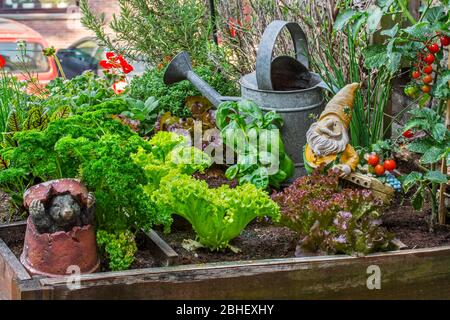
xmin=40 ymin=245 xmax=450 ymax=286
xmin=142 ymin=229 xmax=178 ymax=267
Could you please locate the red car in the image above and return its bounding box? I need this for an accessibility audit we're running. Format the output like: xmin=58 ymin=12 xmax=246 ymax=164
xmin=0 ymin=18 xmax=57 ymax=86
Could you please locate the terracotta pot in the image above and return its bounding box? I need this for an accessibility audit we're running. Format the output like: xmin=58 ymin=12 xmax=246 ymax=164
xmin=23 ymin=179 xmax=89 ymax=209
xmin=20 ymin=217 xmax=99 ymax=277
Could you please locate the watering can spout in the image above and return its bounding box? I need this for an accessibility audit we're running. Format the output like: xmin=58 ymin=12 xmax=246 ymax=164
xmin=164 ymin=51 xmax=227 ymax=107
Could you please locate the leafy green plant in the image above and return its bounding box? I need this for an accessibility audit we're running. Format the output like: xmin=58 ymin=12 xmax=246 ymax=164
xmin=97 ymin=229 xmax=137 ymax=271
xmin=357 ymin=1 xmax=450 ymax=110
xmin=272 ymin=169 xmax=393 ymax=256
xmin=216 ymin=100 xmax=294 ymax=189
xmin=129 ymin=66 xmax=238 ymax=118
xmin=131 ymin=130 xmax=280 ymax=251
xmin=44 ymin=71 xmax=115 ymax=112
xmin=156 ymin=170 xmax=280 ymax=252
xmin=80 ymin=0 xmax=214 ymax=66
xmin=400 ymin=107 xmax=449 ymax=227
xmin=122 ymin=97 xmax=159 ymax=136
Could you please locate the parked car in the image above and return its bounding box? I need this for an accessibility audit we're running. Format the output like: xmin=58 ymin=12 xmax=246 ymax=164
xmin=57 ymin=37 xmax=147 ymax=79
xmin=0 ymin=18 xmax=58 ymax=86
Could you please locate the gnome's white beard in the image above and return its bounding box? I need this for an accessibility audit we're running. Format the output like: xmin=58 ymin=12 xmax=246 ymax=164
xmin=306 ymin=123 xmax=349 ymax=157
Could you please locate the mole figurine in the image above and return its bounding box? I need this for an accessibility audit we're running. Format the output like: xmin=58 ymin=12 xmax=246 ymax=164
xmin=29 ymin=192 xmax=95 ymax=234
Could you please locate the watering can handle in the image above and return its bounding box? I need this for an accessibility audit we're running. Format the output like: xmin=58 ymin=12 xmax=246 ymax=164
xmin=256 ymin=20 xmax=309 ymax=91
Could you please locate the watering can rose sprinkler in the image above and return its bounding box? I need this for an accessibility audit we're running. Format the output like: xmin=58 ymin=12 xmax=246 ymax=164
xmin=164 ymin=21 xmax=332 ymax=181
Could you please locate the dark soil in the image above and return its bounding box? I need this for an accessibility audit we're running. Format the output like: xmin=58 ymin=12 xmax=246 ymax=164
xmin=382 ymin=195 xmax=450 ymax=249
xmin=193 ymin=166 xmax=238 ymax=189
xmin=162 ymin=220 xmax=298 ymax=265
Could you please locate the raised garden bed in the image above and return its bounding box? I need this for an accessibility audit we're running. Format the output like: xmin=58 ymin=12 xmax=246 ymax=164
xmin=2 ymin=205 xmax=450 ymax=300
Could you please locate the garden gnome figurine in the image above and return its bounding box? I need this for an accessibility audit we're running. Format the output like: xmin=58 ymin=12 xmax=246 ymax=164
xmin=304 ymin=83 xmax=360 ymax=176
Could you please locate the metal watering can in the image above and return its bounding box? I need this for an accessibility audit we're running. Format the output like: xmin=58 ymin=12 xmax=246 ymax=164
xmin=164 ymin=20 xmax=327 ymax=179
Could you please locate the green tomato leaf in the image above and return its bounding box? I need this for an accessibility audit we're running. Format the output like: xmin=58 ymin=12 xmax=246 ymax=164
xmin=403 ymin=21 xmax=432 ymax=40
xmin=423 ymin=6 xmax=445 ymax=23
xmin=363 ymin=45 xmax=389 ymax=69
xmin=431 ymin=123 xmax=447 ymax=142
xmin=403 ymin=171 xmax=423 ymax=192
xmin=424 ymin=170 xmax=448 ymax=184
xmin=434 ymin=70 xmax=450 ymax=99
xmin=407 ymin=139 xmax=434 ymax=154
xmin=420 ymin=146 xmax=445 ymax=164
xmin=366 ymin=6 xmax=383 ymax=34
xmin=380 ymin=23 xmax=398 ymax=38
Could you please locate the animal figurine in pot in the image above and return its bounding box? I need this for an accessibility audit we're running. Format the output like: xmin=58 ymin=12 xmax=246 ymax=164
xmin=20 ymin=179 xmax=99 ymax=277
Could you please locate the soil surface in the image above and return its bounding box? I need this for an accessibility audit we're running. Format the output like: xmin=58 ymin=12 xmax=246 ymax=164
xmin=193 ymin=166 xmax=238 ymax=189
xmin=161 ymin=220 xmax=298 ymax=265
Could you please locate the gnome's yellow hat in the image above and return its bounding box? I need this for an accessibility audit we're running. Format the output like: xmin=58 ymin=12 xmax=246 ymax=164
xmin=319 ymin=83 xmax=360 ymax=128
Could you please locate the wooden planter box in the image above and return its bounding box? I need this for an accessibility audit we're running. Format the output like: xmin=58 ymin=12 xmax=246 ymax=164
xmin=1 ymin=221 xmax=450 ymax=300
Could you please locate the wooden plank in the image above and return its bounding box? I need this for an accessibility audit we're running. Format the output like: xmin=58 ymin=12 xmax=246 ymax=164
xmin=0 ymin=221 xmax=26 ymax=240
xmin=36 ymin=246 xmax=450 ymax=300
xmin=0 ymin=239 xmax=31 ymax=300
xmin=143 ymin=229 xmax=179 ymax=267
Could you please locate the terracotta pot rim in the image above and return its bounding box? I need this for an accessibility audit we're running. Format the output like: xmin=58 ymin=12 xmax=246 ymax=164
xmin=20 ymin=253 xmax=100 ymax=278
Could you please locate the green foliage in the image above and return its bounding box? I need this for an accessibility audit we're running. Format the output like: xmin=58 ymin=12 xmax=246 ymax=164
xmin=122 ymin=97 xmax=159 ymax=135
xmin=132 ymin=131 xmax=279 ymax=251
xmin=97 ymin=230 xmax=137 ymax=271
xmin=0 ymin=99 xmax=170 ymax=232
xmin=404 ymin=108 xmax=449 ymax=166
xmin=155 ymin=171 xmax=280 ymax=251
xmin=80 ymin=0 xmax=214 ymax=66
xmin=44 ymin=71 xmax=115 ymax=112
xmin=129 ymin=66 xmax=238 ymax=118
xmin=272 ymin=170 xmax=393 ymax=256
xmin=216 ymin=100 xmax=293 ymax=189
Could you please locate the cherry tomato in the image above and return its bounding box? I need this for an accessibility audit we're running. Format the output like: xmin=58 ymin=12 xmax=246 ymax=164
xmin=374 ymin=164 xmax=385 ymax=176
xmin=367 ymin=154 xmax=380 ymax=166
xmin=440 ymin=36 xmax=450 ymax=47
xmin=427 ymin=43 xmax=440 ymax=54
xmin=423 ymin=75 xmax=433 ymax=84
xmin=412 ymin=70 xmax=420 ymax=79
xmin=421 ymin=85 xmax=431 ymax=93
xmin=424 ymin=53 xmax=435 ymax=65
xmin=402 ymin=129 xmax=414 ymax=138
xmin=383 ymin=159 xmax=397 ymax=171
xmin=423 ymin=65 xmax=433 ymax=74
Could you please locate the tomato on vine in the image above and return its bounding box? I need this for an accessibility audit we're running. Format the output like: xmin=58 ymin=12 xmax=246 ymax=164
xmin=421 ymin=85 xmax=431 ymax=93
xmin=424 ymin=54 xmax=435 ymax=65
xmin=412 ymin=70 xmax=420 ymax=79
xmin=383 ymin=159 xmax=397 ymax=172
xmin=374 ymin=164 xmax=385 ymax=176
xmin=402 ymin=129 xmax=414 ymax=138
xmin=440 ymin=36 xmax=450 ymax=47
xmin=423 ymin=75 xmax=433 ymax=84
xmin=367 ymin=154 xmax=380 ymax=166
xmin=427 ymin=43 xmax=439 ymax=54
xmin=423 ymin=65 xmax=433 ymax=74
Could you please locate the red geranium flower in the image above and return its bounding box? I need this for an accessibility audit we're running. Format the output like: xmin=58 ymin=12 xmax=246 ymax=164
xmin=99 ymin=59 xmax=114 ymax=69
xmin=106 ymin=51 xmax=116 ymax=60
xmin=0 ymin=55 xmax=6 ymax=69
